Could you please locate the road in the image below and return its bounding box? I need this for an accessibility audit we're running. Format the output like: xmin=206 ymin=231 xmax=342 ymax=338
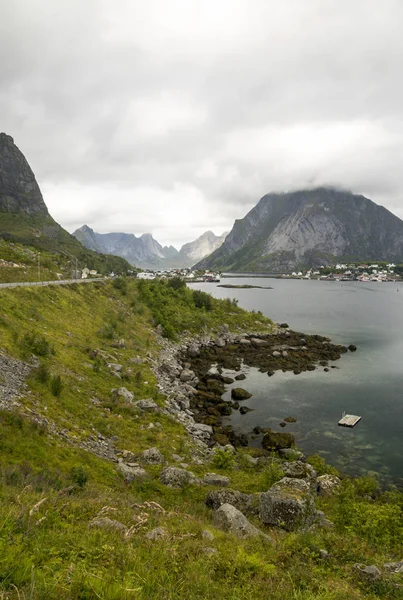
xmin=0 ymin=277 xmax=107 ymax=289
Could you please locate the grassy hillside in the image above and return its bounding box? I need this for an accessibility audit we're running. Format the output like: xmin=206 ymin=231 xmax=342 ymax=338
xmin=0 ymin=279 xmax=401 ymax=599
xmin=0 ymin=214 xmax=133 ymax=279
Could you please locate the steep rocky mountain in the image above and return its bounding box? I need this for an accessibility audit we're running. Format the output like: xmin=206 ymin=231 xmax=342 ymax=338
xmin=179 ymin=230 xmax=228 ymax=263
xmin=0 ymin=133 xmax=49 ymax=216
xmin=195 ymin=188 xmax=403 ymax=272
xmin=73 ymin=227 xmax=227 ymax=269
xmin=0 ymin=133 xmax=131 ymax=274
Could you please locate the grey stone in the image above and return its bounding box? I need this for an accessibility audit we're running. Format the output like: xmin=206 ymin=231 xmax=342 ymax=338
xmin=204 ymin=546 xmax=218 ymax=555
xmin=214 ymin=503 xmax=271 ymax=540
xmin=282 ymin=462 xmax=317 ymax=490
xmin=384 ymin=562 xmax=403 ymax=573
xmin=272 ymin=351 xmax=281 ymax=357
xmin=187 ymin=343 xmax=200 ymax=357
xmin=113 ymin=387 xmax=134 ymax=402
xmin=206 ymin=488 xmax=259 ymax=515
xmin=160 ymin=466 xmax=199 ymax=488
xmin=317 ymin=474 xmax=342 ymax=496
xmin=259 ymin=478 xmax=316 ymax=531
xmin=145 ymin=527 xmax=167 ymax=541
xmin=133 ymin=399 xmax=159 ymax=412
xmin=319 ymin=549 xmax=329 ymax=559
xmin=117 ymin=462 xmax=149 ymax=483
xmin=202 ymin=529 xmax=215 ymax=540
xmin=89 ymin=517 xmax=127 ymax=532
xmin=140 ymin=447 xmax=165 ymax=465
xmin=180 ymin=369 xmax=195 ymax=382
xmin=353 ymin=564 xmax=381 ymax=580
xmin=192 ymin=423 xmax=213 ymax=434
xmin=203 ymin=473 xmax=230 ymax=487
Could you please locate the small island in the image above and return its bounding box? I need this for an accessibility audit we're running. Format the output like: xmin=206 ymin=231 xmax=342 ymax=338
xmin=217 ymin=284 xmax=273 ymax=289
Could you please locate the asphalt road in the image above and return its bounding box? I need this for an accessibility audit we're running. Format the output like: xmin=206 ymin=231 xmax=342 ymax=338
xmin=0 ymin=277 xmax=106 ymax=289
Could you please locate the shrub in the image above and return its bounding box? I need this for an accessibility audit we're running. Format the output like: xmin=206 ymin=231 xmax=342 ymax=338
xmin=211 ymin=448 xmax=236 ymax=470
xmin=193 ymin=289 xmax=213 ymax=311
xmin=261 ymin=461 xmax=285 ymax=488
xmin=35 ymin=363 xmax=50 ymax=384
xmin=50 ymin=374 xmax=63 ymax=397
xmin=19 ymin=332 xmax=54 ymax=358
xmin=112 ymin=277 xmax=128 ymax=294
xmin=167 ymin=277 xmax=186 ymax=290
xmin=70 ymin=466 xmax=89 ymax=488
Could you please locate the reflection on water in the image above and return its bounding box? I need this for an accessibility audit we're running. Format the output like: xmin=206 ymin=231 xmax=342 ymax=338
xmin=189 ymin=278 xmax=403 ymax=484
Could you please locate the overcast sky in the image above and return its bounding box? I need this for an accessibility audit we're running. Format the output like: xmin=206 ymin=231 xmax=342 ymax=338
xmin=2 ymin=0 xmax=403 ymax=248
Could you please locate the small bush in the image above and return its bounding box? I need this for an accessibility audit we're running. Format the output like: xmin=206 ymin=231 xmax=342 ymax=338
xmin=50 ymin=374 xmax=63 ymax=397
xmin=35 ymin=363 xmax=50 ymax=384
xmin=70 ymin=466 xmax=89 ymax=488
xmin=261 ymin=461 xmax=285 ymax=488
xmin=193 ymin=289 xmax=213 ymax=311
xmin=20 ymin=332 xmax=54 ymax=358
xmin=167 ymin=277 xmax=186 ymax=290
xmin=112 ymin=277 xmax=128 ymax=295
xmin=211 ymin=448 xmax=236 ymax=470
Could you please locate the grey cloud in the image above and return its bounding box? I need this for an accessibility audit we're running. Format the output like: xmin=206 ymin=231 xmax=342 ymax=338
xmin=2 ymin=0 xmax=403 ymax=245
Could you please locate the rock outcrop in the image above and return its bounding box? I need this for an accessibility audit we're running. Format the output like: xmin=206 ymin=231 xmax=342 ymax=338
xmin=0 ymin=133 xmax=49 ymax=215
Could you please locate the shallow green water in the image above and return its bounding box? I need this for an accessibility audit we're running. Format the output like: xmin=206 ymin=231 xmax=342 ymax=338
xmin=190 ymin=278 xmax=403 ymax=484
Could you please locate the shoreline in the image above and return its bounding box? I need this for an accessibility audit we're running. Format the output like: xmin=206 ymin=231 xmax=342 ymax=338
xmin=152 ymin=323 xmax=355 ymax=457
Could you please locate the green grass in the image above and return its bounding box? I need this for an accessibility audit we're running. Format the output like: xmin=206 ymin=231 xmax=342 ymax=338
xmin=0 ymin=280 xmax=402 ymax=599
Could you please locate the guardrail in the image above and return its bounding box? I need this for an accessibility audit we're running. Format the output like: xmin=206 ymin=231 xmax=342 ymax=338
xmin=0 ymin=277 xmax=107 ymax=289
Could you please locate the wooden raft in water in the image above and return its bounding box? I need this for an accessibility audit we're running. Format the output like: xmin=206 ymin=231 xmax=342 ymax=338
xmin=338 ymin=414 xmax=362 ymax=427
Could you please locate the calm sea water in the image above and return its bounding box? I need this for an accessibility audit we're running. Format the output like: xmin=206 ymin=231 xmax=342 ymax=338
xmin=189 ymin=278 xmax=403 ymax=484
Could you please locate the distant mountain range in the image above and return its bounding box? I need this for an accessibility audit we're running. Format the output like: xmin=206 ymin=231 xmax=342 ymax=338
xmin=72 ymin=225 xmax=227 ymax=269
xmin=195 ymin=188 xmax=403 ymax=272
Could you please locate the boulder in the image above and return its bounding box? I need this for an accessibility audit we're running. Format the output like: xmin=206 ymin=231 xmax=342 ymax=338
xmin=272 ymin=351 xmax=281 ymax=357
xmin=206 ymin=488 xmax=259 ymax=515
xmin=214 ymin=503 xmax=270 ymax=540
xmin=118 ymin=462 xmax=150 ymax=484
xmin=145 ymin=527 xmax=167 ymax=541
xmin=133 ymin=399 xmax=160 ymax=412
xmin=89 ymin=517 xmax=127 ymax=532
xmin=187 ymin=343 xmax=200 ymax=358
xmin=160 ymin=466 xmax=200 ymax=488
xmin=140 ymin=447 xmax=165 ymax=465
xmin=235 ymin=373 xmax=246 ymax=381
xmin=231 ymin=388 xmax=252 ymax=401
xmin=239 ymin=406 xmax=253 ymax=415
xmin=353 ymin=564 xmax=381 ymax=580
xmin=112 ymin=387 xmax=134 ymax=402
xmin=262 ymin=429 xmax=295 ymax=450
xmin=180 ymin=369 xmax=195 ymax=382
xmin=203 ymin=473 xmax=230 ymax=487
xmin=202 ymin=529 xmax=215 ymax=540
xmin=259 ymin=477 xmax=316 ymax=531
xmin=348 ymin=344 xmax=357 ymax=352
xmin=282 ymin=461 xmax=317 ymax=490
xmin=317 ymin=474 xmax=342 ymax=496
xmin=383 ymin=561 xmax=403 ymax=573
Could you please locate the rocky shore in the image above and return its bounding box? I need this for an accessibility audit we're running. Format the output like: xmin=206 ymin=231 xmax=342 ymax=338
xmin=152 ymin=323 xmax=355 ymax=451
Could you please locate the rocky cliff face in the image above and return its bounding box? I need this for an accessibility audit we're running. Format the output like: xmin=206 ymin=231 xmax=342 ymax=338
xmin=73 ymin=227 xmax=227 ymax=269
xmin=72 ymin=226 xmax=180 ymax=269
xmin=179 ymin=230 xmax=228 ymax=263
xmin=196 ymin=188 xmax=403 ymax=272
xmin=0 ymin=133 xmax=49 ymax=216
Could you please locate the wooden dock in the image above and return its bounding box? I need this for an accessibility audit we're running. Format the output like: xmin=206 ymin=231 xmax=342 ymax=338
xmin=338 ymin=414 xmax=361 ymax=427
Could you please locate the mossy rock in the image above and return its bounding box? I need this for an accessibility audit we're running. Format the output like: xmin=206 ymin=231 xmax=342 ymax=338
xmin=262 ymin=429 xmax=295 ymax=450
xmin=231 ymin=387 xmax=252 ymax=401
xmin=214 ymin=433 xmax=230 ymax=446
xmin=284 ymin=416 xmax=297 ymax=423
xmin=217 ymin=403 xmax=233 ymax=416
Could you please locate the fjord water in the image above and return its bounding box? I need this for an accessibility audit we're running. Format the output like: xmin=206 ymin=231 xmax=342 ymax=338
xmin=190 ymin=278 xmax=403 ymax=484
